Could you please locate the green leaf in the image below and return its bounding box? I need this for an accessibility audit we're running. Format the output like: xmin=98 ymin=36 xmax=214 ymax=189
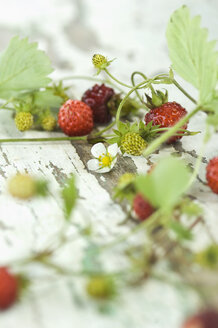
xmin=135 ymin=157 xmax=191 ymax=209
xmin=61 ymin=175 xmax=77 ymax=220
xmin=169 ymin=221 xmax=193 ymax=241
xmin=107 ymin=137 xmax=120 ymax=145
xmin=166 ymin=6 xmax=218 ymax=104
xmin=82 ymin=243 xmax=103 ymax=274
xmin=33 ymin=89 xmax=63 ymax=108
xmin=180 ymin=199 xmax=203 ymax=217
xmin=0 ymin=36 xmax=53 ymax=99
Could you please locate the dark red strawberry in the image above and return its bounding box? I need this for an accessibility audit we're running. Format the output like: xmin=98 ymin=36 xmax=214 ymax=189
xmin=182 ymin=309 xmax=218 ymax=328
xmin=58 ymin=100 xmax=93 ymax=136
xmin=133 ymin=193 xmax=155 ymax=220
xmin=0 ymin=267 xmax=18 ymax=310
xmin=206 ymin=157 xmax=218 ymax=194
xmin=82 ymin=84 xmax=115 ymax=124
xmin=144 ymin=101 xmax=188 ymax=143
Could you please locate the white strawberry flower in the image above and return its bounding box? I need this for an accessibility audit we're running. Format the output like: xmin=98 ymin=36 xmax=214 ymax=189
xmin=87 ymin=143 xmax=118 ymax=173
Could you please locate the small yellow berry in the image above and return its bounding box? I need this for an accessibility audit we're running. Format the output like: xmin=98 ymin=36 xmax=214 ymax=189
xmin=41 ymin=115 xmax=56 ymax=131
xmin=15 ymin=112 xmax=33 ymax=132
xmin=8 ymin=174 xmax=36 ymax=199
xmin=86 ymin=276 xmax=115 ymax=300
xmin=92 ymin=54 xmax=108 ymax=69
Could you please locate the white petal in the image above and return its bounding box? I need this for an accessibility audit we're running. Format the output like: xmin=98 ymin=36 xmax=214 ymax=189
xmin=108 ymin=143 xmax=118 ymax=157
xmin=87 ymin=159 xmax=100 ymax=171
xmin=91 ymin=143 xmax=106 ymax=158
xmin=111 ymin=157 xmax=117 ymax=167
xmin=96 ymin=166 xmax=111 ymax=173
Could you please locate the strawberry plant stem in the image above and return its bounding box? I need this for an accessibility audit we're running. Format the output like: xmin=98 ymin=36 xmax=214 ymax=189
xmin=94 ymin=120 xmax=116 ymax=137
xmin=115 ymin=80 xmax=149 ymax=126
xmin=143 ymin=106 xmax=201 ymax=157
xmin=173 ymin=79 xmax=197 ymax=104
xmin=60 ymin=75 xmax=125 ymax=93
xmin=104 ymin=68 xmax=132 ymax=88
xmin=0 ymin=136 xmax=87 ymax=143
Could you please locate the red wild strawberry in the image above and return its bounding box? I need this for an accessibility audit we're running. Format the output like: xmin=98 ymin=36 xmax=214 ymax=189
xmin=82 ymin=84 xmax=115 ymax=124
xmin=133 ymin=193 xmax=155 ymax=221
xmin=58 ymin=100 xmax=93 ymax=136
xmin=182 ymin=309 xmax=218 ymax=328
xmin=144 ymin=102 xmax=188 ymax=143
xmin=206 ymin=157 xmax=218 ymax=194
xmin=0 ymin=267 xmax=18 ymax=310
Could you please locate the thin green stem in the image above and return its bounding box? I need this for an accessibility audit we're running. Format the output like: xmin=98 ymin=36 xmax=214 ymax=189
xmin=143 ymin=106 xmax=201 ymax=157
xmin=173 ymin=79 xmax=197 ymax=104
xmin=93 ymin=120 xmax=116 ymax=137
xmin=116 ymin=80 xmax=149 ymax=126
xmin=59 ymin=75 xmax=125 ymax=93
xmin=0 ymin=136 xmax=87 ymax=143
xmin=104 ymin=68 xmax=132 ymax=88
xmin=101 ymin=210 xmax=161 ymax=251
xmin=131 ymin=72 xmax=149 ymax=109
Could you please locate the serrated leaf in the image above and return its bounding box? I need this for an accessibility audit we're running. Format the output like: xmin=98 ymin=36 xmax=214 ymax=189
xmin=135 ymin=157 xmax=191 ymax=209
xmin=0 ymin=36 xmax=53 ymax=99
xmin=129 ymin=122 xmax=139 ymax=133
xmin=166 ymin=6 xmax=218 ymax=104
xmin=61 ymin=175 xmax=77 ymax=220
xmin=107 ymin=137 xmax=120 ymax=145
xmin=118 ymin=121 xmax=130 ymax=134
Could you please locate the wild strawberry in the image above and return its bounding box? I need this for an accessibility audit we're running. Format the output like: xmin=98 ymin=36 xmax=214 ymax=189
xmin=8 ymin=174 xmax=36 ymax=199
xmin=182 ymin=309 xmax=218 ymax=328
xmin=133 ymin=193 xmax=155 ymax=220
xmin=0 ymin=267 xmax=18 ymax=310
xmin=144 ymin=102 xmax=188 ymax=143
xmin=121 ymin=132 xmax=147 ymax=156
xmin=92 ymin=54 xmax=108 ymax=70
xmin=41 ymin=115 xmax=56 ymax=131
xmin=82 ymin=84 xmax=115 ymax=124
xmin=15 ymin=112 xmax=33 ymax=132
xmin=58 ymin=100 xmax=93 ymax=136
xmin=206 ymin=157 xmax=218 ymax=194
xmin=86 ymin=276 xmax=116 ymax=300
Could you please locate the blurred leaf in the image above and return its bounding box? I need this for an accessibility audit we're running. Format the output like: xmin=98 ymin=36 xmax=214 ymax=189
xmin=82 ymin=243 xmax=103 ymax=274
xmin=61 ymin=175 xmax=77 ymax=220
xmin=169 ymin=221 xmax=193 ymax=241
xmin=135 ymin=157 xmax=191 ymax=209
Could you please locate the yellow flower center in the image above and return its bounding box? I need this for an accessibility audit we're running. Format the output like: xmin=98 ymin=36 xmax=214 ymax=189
xmin=98 ymin=153 xmax=113 ymax=167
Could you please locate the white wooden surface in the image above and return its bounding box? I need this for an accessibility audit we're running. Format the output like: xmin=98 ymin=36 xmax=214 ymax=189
xmin=0 ymin=0 xmax=218 ymax=327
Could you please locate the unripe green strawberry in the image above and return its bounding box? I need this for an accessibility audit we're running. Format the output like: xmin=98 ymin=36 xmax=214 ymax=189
xmin=92 ymin=54 xmax=108 ymax=69
xmin=8 ymin=174 xmax=36 ymax=199
xmin=86 ymin=276 xmax=116 ymax=300
xmin=15 ymin=112 xmax=33 ymax=132
xmin=118 ymin=173 xmax=135 ymax=187
xmin=41 ymin=115 xmax=56 ymax=131
xmin=121 ymin=132 xmax=147 ymax=156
